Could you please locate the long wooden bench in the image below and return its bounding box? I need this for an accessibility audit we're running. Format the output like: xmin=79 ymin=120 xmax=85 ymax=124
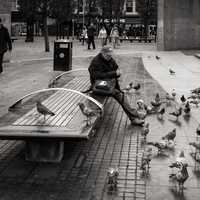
xmin=0 ymin=72 xmax=108 ymax=162
xmin=11 ymin=37 xmax=18 ymax=42
xmin=119 ymin=36 xmax=155 ymax=43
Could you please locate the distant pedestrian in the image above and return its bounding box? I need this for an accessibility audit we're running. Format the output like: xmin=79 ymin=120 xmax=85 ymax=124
xmin=81 ymin=25 xmax=87 ymax=45
xmin=110 ymin=25 xmax=119 ymax=49
xmin=87 ymin=23 xmax=96 ymax=50
xmin=98 ymin=26 xmax=107 ymax=47
xmin=0 ymin=18 xmax=12 ymax=74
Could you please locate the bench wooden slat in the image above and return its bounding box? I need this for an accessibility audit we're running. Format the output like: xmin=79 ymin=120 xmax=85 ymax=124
xmin=13 ymin=77 xmax=86 ymax=125
xmin=0 ymin=75 xmax=108 ymax=142
xmin=14 ymin=77 xmax=88 ymax=125
xmin=0 ymin=125 xmax=93 ymax=139
xmin=51 ymin=95 xmax=84 ymax=126
xmin=47 ymin=79 xmax=90 ymax=126
xmin=29 ymin=78 xmax=90 ymax=126
xmin=13 ymin=77 xmax=90 ymax=126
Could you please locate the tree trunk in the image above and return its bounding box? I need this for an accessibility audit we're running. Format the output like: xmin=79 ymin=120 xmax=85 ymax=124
xmin=43 ymin=16 xmax=50 ymax=52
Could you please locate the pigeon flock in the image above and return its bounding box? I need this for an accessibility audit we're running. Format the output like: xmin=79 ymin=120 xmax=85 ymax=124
xmin=35 ymin=64 xmax=200 ymax=193
xmin=131 ymin=83 xmax=200 ymax=193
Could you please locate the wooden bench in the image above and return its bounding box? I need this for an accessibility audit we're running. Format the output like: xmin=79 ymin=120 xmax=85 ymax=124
xmin=11 ymin=37 xmax=18 ymax=42
xmin=0 ymin=71 xmax=108 ymax=162
xmin=119 ymin=36 xmax=155 ymax=43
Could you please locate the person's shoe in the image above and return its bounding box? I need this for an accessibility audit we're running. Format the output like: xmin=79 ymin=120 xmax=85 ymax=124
xmin=131 ymin=118 xmax=145 ymax=126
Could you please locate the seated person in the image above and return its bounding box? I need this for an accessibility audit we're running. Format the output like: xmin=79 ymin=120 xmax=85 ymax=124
xmin=88 ymin=45 xmax=146 ymax=126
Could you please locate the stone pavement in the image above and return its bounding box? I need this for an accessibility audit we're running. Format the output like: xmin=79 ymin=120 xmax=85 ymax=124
xmin=0 ymin=37 xmax=200 ymax=199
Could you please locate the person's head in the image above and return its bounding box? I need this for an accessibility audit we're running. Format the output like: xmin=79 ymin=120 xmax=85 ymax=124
xmin=100 ymin=46 xmax=113 ymax=61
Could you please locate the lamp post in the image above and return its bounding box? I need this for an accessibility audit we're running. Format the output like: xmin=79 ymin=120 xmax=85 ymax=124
xmin=83 ymin=0 xmax=86 ymax=27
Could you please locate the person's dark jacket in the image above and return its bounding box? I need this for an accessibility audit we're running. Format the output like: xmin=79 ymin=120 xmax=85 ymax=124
xmin=87 ymin=25 xmax=95 ymax=37
xmin=0 ymin=25 xmax=12 ymax=54
xmin=88 ymin=53 xmax=120 ymax=90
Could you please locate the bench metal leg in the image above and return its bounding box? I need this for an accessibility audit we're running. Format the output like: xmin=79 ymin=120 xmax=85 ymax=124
xmin=25 ymin=140 xmax=64 ymax=162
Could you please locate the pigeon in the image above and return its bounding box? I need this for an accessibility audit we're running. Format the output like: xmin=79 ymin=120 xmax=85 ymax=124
xmin=171 ymin=89 xmax=176 ymax=99
xmin=169 ymin=107 xmax=182 ymax=120
xmin=36 ymin=101 xmax=55 ymax=121
xmin=107 ymin=167 xmax=119 ymax=191
xmin=191 ymin=87 xmax=200 ymax=94
xmin=165 ymin=93 xmax=174 ymax=105
xmin=189 ymin=142 xmax=200 ymax=150
xmin=169 ymin=162 xmax=189 ymax=191
xmin=133 ymin=83 xmax=141 ymax=92
xmin=155 ymin=55 xmax=160 ymax=60
xmin=151 ymin=101 xmax=162 ymax=108
xmin=187 ymin=94 xmax=199 ymax=100
xmin=183 ymin=101 xmax=191 ymax=115
xmin=140 ymin=147 xmax=152 ymax=171
xmin=78 ymin=102 xmax=98 ymax=126
xmin=196 ymin=124 xmax=200 ymax=136
xmin=169 ymin=68 xmax=175 ymax=75
xmin=166 ymin=93 xmax=174 ymax=101
xmin=180 ymin=95 xmax=186 ymax=104
xmin=162 ymin=128 xmax=176 ymax=141
xmin=190 ymin=99 xmax=200 ymax=107
xmin=158 ymin=107 xmax=165 ymax=119
xmin=147 ymin=141 xmax=167 ymax=154
xmin=151 ymin=93 xmax=162 ymax=108
xmin=155 ymin=93 xmax=161 ymax=103
xmin=176 ymin=150 xmax=187 ymax=165
xmin=123 ymin=82 xmax=133 ymax=92
xmin=141 ymin=123 xmax=150 ymax=139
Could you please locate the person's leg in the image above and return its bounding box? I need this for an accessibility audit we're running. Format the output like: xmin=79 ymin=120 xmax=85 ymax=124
xmin=0 ymin=53 xmax=4 ymax=73
xmin=82 ymin=37 xmax=85 ymax=45
xmin=112 ymin=38 xmax=115 ymax=48
xmin=101 ymin=38 xmax=104 ymax=47
xmin=92 ymin=37 xmax=95 ymax=49
xmin=88 ymin=37 xmax=91 ymax=49
xmin=112 ymin=89 xmax=145 ymax=125
xmin=104 ymin=38 xmax=107 ymax=45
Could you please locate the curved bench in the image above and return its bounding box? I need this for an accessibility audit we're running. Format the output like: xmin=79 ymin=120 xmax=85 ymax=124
xmin=0 ymin=75 xmax=108 ymax=162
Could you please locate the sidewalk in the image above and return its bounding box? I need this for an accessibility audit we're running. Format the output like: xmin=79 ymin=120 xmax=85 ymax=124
xmin=7 ymin=36 xmax=156 ymax=63
xmin=142 ymin=51 xmax=200 ymax=124
xmin=0 ymin=38 xmax=200 ymax=200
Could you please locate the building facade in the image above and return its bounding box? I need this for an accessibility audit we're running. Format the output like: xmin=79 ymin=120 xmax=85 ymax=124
xmin=0 ymin=0 xmax=13 ymax=33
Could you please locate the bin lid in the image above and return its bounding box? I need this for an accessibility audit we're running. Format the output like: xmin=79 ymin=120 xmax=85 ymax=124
xmin=55 ymin=39 xmax=72 ymax=43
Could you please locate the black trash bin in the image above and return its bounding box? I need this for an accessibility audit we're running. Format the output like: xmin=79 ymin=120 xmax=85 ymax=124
xmin=53 ymin=39 xmax=72 ymax=71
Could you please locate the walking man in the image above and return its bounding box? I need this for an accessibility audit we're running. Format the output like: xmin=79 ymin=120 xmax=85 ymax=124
xmin=0 ymin=18 xmax=12 ymax=73
xmin=87 ymin=23 xmax=96 ymax=50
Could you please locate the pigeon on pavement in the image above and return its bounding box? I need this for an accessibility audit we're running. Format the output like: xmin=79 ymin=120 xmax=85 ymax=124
xmin=169 ymin=68 xmax=175 ymax=75
xmin=169 ymin=107 xmax=182 ymax=121
xmin=162 ymin=128 xmax=176 ymax=141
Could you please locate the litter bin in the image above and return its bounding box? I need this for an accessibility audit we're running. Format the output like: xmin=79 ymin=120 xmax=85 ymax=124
xmin=53 ymin=39 xmax=72 ymax=71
